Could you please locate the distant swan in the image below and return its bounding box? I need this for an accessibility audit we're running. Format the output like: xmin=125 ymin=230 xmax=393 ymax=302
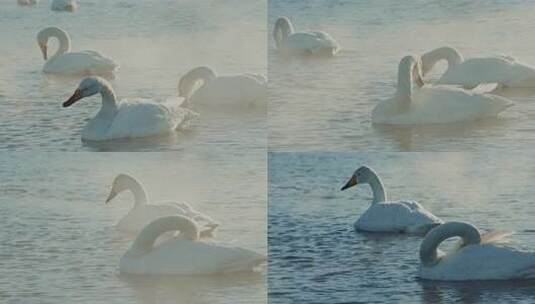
xmin=419 ymin=221 xmax=535 ymax=281
xmin=178 ymin=66 xmax=267 ymax=108
xmin=273 ymin=17 xmax=339 ymax=56
xmin=37 ymin=27 xmax=118 ymax=77
xmin=119 ymin=216 xmax=266 ymax=275
xmin=51 ymin=0 xmax=77 ymax=11
xmin=62 ymin=76 xmax=197 ymax=141
xmin=17 ymin=0 xmax=38 ymax=5
xmin=340 ymin=166 xmax=442 ymax=234
xmin=372 ymin=55 xmax=513 ymax=125
xmin=106 ymin=174 xmax=218 ymax=235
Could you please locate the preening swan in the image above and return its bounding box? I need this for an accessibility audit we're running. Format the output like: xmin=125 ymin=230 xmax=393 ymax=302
xmin=37 ymin=27 xmax=118 ymax=77
xmin=418 ymin=222 xmax=535 ymax=281
xmin=51 ymin=0 xmax=77 ymax=11
xmin=340 ymin=166 xmax=442 ymax=234
xmin=178 ymin=66 xmax=267 ymax=108
xmin=17 ymin=0 xmax=38 ymax=5
xmin=421 ymin=46 xmax=535 ymax=90
xmin=119 ymin=216 xmax=266 ymax=275
xmin=372 ymin=55 xmax=513 ymax=125
xmin=273 ymin=17 xmax=339 ymax=56
xmin=105 ymin=174 xmax=218 ymax=235
xmin=62 ymin=76 xmax=197 ymax=141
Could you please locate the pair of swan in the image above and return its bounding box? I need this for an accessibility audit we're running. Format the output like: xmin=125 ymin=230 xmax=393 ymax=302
xmin=372 ymin=55 xmax=513 ymax=125
xmin=341 ymin=165 xmax=535 ymax=281
xmin=107 ymin=174 xmax=265 ymax=275
xmin=273 ymin=17 xmax=339 ymax=56
xmin=37 ymin=27 xmax=118 ymax=77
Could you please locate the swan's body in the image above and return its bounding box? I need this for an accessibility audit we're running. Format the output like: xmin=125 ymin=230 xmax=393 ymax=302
xmin=106 ymin=174 xmax=217 ymax=235
xmin=37 ymin=27 xmax=117 ymax=77
xmin=372 ymin=55 xmax=513 ymax=125
xmin=18 ymin=0 xmax=38 ymax=5
xmin=178 ymin=67 xmax=266 ymax=108
xmin=51 ymin=0 xmax=77 ymax=11
xmin=63 ymin=77 xmax=197 ymax=141
xmin=421 ymin=47 xmax=535 ymax=89
xmin=341 ymin=166 xmax=442 ymax=234
xmin=418 ymin=222 xmax=535 ymax=281
xmin=119 ymin=216 xmax=265 ymax=275
xmin=273 ymin=17 xmax=339 ymax=56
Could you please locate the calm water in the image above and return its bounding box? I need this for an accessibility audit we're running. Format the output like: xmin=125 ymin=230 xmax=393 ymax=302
xmin=268 ymin=0 xmax=535 ymax=152
xmin=0 ymin=0 xmax=266 ymax=152
xmin=0 ymin=151 xmax=266 ymax=303
xmin=268 ymin=152 xmax=535 ymax=303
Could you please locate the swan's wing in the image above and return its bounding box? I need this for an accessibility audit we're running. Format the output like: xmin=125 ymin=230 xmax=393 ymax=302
xmin=44 ymin=51 xmax=118 ymax=75
xmin=437 ymin=57 xmax=522 ymax=87
xmin=192 ymin=76 xmax=267 ymax=107
xmin=469 ymin=83 xmax=500 ymax=94
xmin=285 ymin=32 xmax=338 ymax=54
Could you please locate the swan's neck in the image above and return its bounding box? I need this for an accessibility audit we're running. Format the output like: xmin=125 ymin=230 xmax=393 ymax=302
xmin=273 ymin=18 xmax=294 ymax=49
xmin=95 ymin=82 xmax=118 ymax=119
xmin=131 ymin=216 xmax=200 ymax=254
xmin=420 ymin=222 xmax=481 ymax=267
xmin=421 ymin=47 xmax=463 ymax=75
xmin=48 ymin=28 xmax=71 ymax=58
xmin=367 ymin=173 xmax=386 ymax=204
xmin=124 ymin=177 xmax=148 ymax=207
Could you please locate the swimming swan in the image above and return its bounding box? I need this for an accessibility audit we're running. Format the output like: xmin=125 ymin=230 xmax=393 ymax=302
xmin=418 ymin=221 xmax=535 ymax=281
xmin=420 ymin=46 xmax=535 ymax=90
xmin=371 ymin=55 xmax=513 ymax=125
xmin=63 ymin=76 xmax=197 ymax=141
xmin=273 ymin=17 xmax=339 ymax=56
xmin=106 ymin=174 xmax=218 ymax=235
xmin=37 ymin=27 xmax=117 ymax=77
xmin=51 ymin=0 xmax=77 ymax=11
xmin=178 ymin=66 xmax=267 ymax=108
xmin=17 ymin=0 xmax=38 ymax=5
xmin=119 ymin=216 xmax=266 ymax=275
xmin=340 ymin=166 xmax=442 ymax=234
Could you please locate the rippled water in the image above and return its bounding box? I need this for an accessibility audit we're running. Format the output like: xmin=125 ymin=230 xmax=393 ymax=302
xmin=268 ymin=152 xmax=535 ymax=303
xmin=268 ymin=0 xmax=535 ymax=152
xmin=0 ymin=152 xmax=266 ymax=303
xmin=0 ymin=0 xmax=266 ymax=152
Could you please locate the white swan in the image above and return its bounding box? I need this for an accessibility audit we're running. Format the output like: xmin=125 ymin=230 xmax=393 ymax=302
xmin=51 ymin=0 xmax=77 ymax=11
xmin=418 ymin=222 xmax=535 ymax=281
xmin=106 ymin=174 xmax=218 ymax=235
xmin=372 ymin=55 xmax=513 ymax=125
xmin=119 ymin=216 xmax=266 ymax=275
xmin=340 ymin=166 xmax=442 ymax=234
xmin=178 ymin=66 xmax=267 ymax=108
xmin=37 ymin=27 xmax=118 ymax=77
xmin=17 ymin=0 xmax=38 ymax=5
xmin=273 ymin=17 xmax=339 ymax=56
xmin=421 ymin=46 xmax=535 ymax=89
xmin=62 ymin=76 xmax=197 ymax=141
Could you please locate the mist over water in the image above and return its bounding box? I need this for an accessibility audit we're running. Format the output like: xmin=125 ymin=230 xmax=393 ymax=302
xmin=0 ymin=151 xmax=266 ymax=303
xmin=268 ymin=152 xmax=535 ymax=303
xmin=0 ymin=0 xmax=266 ymax=152
xmin=268 ymin=0 xmax=535 ymax=152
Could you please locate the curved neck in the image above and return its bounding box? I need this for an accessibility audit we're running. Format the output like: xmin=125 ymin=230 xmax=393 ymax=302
xmin=121 ymin=175 xmax=148 ymax=206
xmin=131 ymin=216 xmax=200 ymax=253
xmin=273 ymin=18 xmax=294 ymax=49
xmin=421 ymin=47 xmax=463 ymax=76
xmin=420 ymin=222 xmax=481 ymax=266
xmin=96 ymin=81 xmax=118 ymax=118
xmin=366 ymin=172 xmax=386 ymax=204
xmin=396 ymin=56 xmax=421 ymax=107
xmin=46 ymin=28 xmax=71 ymax=58
xmin=179 ymin=67 xmax=216 ymax=98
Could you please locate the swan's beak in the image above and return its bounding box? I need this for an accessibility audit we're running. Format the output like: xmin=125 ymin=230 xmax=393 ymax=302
xmin=341 ymin=176 xmax=358 ymax=191
xmin=63 ymin=89 xmax=82 ymax=107
xmin=39 ymin=43 xmax=47 ymax=60
xmin=415 ymin=73 xmax=425 ymax=87
xmin=105 ymin=190 xmax=117 ymax=204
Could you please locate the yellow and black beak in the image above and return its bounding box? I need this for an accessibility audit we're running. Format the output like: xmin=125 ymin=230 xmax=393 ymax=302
xmin=63 ymin=89 xmax=83 ymax=107
xmin=341 ymin=175 xmax=358 ymax=191
xmin=105 ymin=190 xmax=117 ymax=204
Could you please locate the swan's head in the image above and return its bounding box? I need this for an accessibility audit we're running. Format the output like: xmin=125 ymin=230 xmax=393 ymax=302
xmin=178 ymin=66 xmax=216 ymax=98
xmin=105 ymin=174 xmax=134 ymax=204
xmin=273 ymin=17 xmax=294 ymax=48
xmin=340 ymin=165 xmax=377 ymax=191
xmin=399 ymin=55 xmax=425 ymax=88
xmin=36 ymin=29 xmax=50 ymax=60
xmin=37 ymin=26 xmax=69 ymax=60
xmin=63 ymin=77 xmax=104 ymax=107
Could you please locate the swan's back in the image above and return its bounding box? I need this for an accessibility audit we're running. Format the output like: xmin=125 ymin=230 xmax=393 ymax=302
xmin=191 ymin=75 xmax=267 ymax=106
xmin=283 ymin=31 xmax=338 ymax=55
xmin=120 ymin=239 xmax=265 ymax=275
xmin=44 ymin=51 xmax=117 ymax=76
xmin=355 ymin=201 xmax=441 ymax=233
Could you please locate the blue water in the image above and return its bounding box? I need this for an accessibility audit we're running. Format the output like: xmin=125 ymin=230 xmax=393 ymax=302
xmin=268 ymin=0 xmax=535 ymax=152
xmin=268 ymin=152 xmax=535 ymax=303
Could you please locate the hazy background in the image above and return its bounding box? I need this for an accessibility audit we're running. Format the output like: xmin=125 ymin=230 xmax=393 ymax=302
xmin=0 ymin=0 xmax=266 ymax=152
xmin=269 ymin=152 xmax=535 ymax=303
xmin=0 ymin=151 xmax=266 ymax=303
xmin=268 ymin=0 xmax=535 ymax=151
